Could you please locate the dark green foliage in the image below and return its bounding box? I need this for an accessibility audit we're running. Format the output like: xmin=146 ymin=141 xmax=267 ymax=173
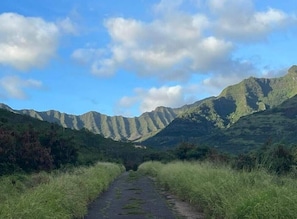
xmin=233 ymin=141 xmax=296 ymax=175
xmin=174 ymin=142 xmax=210 ymax=160
xmin=258 ymin=144 xmax=294 ymax=175
xmin=270 ymin=145 xmax=294 ymax=174
xmin=0 ymin=109 xmax=157 ymax=174
xmin=39 ymin=125 xmax=78 ymax=168
xmin=172 ymin=142 xmax=230 ymax=163
xmin=233 ymin=154 xmax=256 ymax=171
xmin=0 ymin=128 xmax=53 ymax=174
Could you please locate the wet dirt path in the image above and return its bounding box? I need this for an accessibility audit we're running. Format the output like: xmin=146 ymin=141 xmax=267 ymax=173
xmin=84 ymin=171 xmax=180 ymax=219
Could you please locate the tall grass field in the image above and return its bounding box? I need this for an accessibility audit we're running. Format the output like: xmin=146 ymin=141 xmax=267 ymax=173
xmin=139 ymin=161 xmax=297 ymax=218
xmin=0 ymin=162 xmax=124 ymax=218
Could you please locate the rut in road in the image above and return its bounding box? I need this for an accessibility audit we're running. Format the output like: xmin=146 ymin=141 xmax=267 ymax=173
xmin=84 ymin=171 xmax=180 ymax=219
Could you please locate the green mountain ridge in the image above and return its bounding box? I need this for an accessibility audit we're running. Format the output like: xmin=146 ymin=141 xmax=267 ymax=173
xmin=0 ymin=104 xmax=182 ymax=142
xmin=208 ymin=94 xmax=297 ymax=153
xmin=0 ymin=95 xmax=211 ymax=142
xmin=144 ymin=65 xmax=297 ymax=152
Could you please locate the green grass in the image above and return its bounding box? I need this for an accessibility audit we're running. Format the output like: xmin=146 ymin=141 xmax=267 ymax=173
xmin=0 ymin=162 xmax=124 ymax=219
xmin=139 ymin=161 xmax=297 ymax=218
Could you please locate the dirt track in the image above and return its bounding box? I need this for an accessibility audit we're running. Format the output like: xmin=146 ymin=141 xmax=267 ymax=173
xmin=84 ymin=171 xmax=203 ymax=219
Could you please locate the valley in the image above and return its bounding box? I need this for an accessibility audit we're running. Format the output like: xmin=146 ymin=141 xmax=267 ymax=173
xmin=1 ymin=1 xmax=296 ymax=218
xmin=1 ymin=64 xmax=297 ymax=218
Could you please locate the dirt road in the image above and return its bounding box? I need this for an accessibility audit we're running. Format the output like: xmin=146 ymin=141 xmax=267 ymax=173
xmin=84 ymin=171 xmax=200 ymax=219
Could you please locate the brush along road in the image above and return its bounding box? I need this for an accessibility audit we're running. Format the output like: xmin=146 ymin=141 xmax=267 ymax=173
xmin=84 ymin=171 xmax=202 ymax=219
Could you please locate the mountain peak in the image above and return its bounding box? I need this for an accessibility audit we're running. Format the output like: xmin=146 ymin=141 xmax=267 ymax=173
xmin=0 ymin=103 xmax=13 ymax=112
xmin=288 ymin=65 xmax=297 ymax=75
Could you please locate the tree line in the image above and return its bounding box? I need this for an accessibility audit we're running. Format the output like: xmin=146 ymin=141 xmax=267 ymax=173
xmin=0 ymin=125 xmax=77 ymax=175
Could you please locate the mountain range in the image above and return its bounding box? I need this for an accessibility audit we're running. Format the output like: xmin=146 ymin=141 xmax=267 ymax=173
xmin=144 ymin=65 xmax=297 ymax=152
xmin=1 ymin=65 xmax=297 ymax=153
xmin=0 ymin=97 xmax=209 ymax=142
xmin=0 ymin=103 xmax=181 ymax=142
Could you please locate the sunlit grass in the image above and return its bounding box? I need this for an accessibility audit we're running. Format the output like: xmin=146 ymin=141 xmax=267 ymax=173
xmin=139 ymin=161 xmax=297 ymax=218
xmin=0 ymin=162 xmax=124 ymax=218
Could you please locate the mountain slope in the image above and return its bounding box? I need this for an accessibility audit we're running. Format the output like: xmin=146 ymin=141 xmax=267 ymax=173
xmin=206 ymin=94 xmax=297 ymax=153
xmin=0 ymin=95 xmax=211 ymax=142
xmin=144 ymin=66 xmax=297 ymax=149
xmin=0 ymin=104 xmax=181 ymax=142
xmin=0 ymin=107 xmax=145 ymax=173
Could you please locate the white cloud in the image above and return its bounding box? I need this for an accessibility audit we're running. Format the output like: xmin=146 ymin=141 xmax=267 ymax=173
xmin=153 ymin=0 xmax=184 ymax=14
xmin=0 ymin=76 xmax=43 ymax=99
xmin=57 ymin=17 xmax=78 ymax=35
xmin=118 ymin=85 xmax=194 ymax=113
xmin=0 ymin=13 xmax=78 ymax=71
xmin=71 ymin=48 xmax=116 ymax=76
xmin=80 ymin=0 xmax=295 ymax=82
xmin=72 ymin=48 xmax=104 ymax=65
xmin=209 ymin=0 xmax=297 ymax=41
xmin=73 ymin=0 xmax=297 ymax=115
xmin=0 ymin=13 xmax=60 ymax=71
xmin=92 ymin=12 xmax=230 ymax=80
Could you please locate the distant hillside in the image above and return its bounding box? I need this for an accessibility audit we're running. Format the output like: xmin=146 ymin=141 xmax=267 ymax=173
xmin=0 ymin=97 xmax=210 ymax=142
xmin=0 ymin=105 xmax=180 ymax=142
xmin=144 ymin=65 xmax=297 ymax=151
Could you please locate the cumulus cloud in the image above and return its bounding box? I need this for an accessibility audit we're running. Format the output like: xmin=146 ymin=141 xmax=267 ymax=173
xmin=0 ymin=76 xmax=43 ymax=99
xmin=0 ymin=13 xmax=78 ymax=71
xmin=0 ymin=13 xmax=60 ymax=71
xmin=71 ymin=0 xmax=297 ymax=114
xmin=71 ymin=48 xmax=115 ymax=76
xmin=77 ymin=0 xmax=296 ymax=83
xmin=118 ymin=85 xmax=194 ymax=113
xmin=92 ymin=13 xmax=230 ymax=80
xmin=209 ymin=0 xmax=296 ymax=41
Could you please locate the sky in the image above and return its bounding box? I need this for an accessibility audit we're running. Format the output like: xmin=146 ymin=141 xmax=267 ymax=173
xmin=0 ymin=0 xmax=297 ymax=117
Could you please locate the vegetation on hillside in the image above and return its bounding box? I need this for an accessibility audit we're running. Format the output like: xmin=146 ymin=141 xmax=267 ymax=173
xmin=145 ymin=70 xmax=297 ymax=153
xmin=0 ymin=104 xmax=181 ymax=142
xmin=205 ymin=95 xmax=297 ymax=153
xmin=0 ymin=109 xmax=161 ymax=174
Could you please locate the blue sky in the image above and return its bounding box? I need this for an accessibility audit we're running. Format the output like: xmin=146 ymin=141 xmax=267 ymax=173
xmin=0 ymin=0 xmax=296 ymax=117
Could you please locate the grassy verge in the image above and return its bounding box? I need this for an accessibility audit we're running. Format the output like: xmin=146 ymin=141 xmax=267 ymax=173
xmin=139 ymin=161 xmax=297 ymax=218
xmin=0 ymin=162 xmax=124 ymax=218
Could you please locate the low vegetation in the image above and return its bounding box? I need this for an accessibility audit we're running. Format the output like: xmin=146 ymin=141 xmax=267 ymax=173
xmin=0 ymin=162 xmax=124 ymax=219
xmin=139 ymin=161 xmax=297 ymax=218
